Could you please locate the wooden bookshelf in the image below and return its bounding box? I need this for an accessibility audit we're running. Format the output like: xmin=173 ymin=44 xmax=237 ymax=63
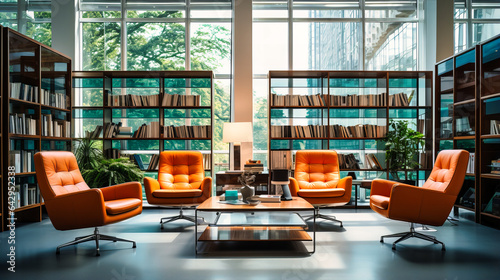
xmin=268 ymin=70 xmax=433 ymax=208
xmin=1 ymin=27 xmax=72 ymax=231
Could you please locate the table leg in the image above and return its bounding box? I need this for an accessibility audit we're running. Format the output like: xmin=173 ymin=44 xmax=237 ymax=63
xmin=313 ymin=208 xmax=316 ymax=254
xmin=195 ymin=209 xmax=198 ymax=255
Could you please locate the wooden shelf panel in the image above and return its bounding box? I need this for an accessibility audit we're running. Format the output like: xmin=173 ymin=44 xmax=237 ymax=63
xmin=454 ymin=99 xmax=475 ymax=106
xmin=439 ymin=88 xmax=453 ymax=94
xmin=13 ymin=203 xmax=42 ymax=212
xmin=198 ymin=226 xmax=312 ymax=242
xmin=481 ymin=134 xmax=500 ymax=139
xmin=9 ymin=98 xmax=40 ymax=106
xmin=454 ymin=204 xmax=475 ymax=212
xmin=9 ymin=134 xmax=40 ymax=139
xmin=481 ymin=92 xmax=500 ymax=100
xmin=481 ymin=173 xmax=500 ymax=180
xmin=456 ymin=81 xmax=475 ymax=90
xmin=454 ymin=136 xmax=475 ymax=140
xmin=41 ymin=104 xmax=71 ymax=112
xmin=481 ymin=212 xmax=500 ymax=220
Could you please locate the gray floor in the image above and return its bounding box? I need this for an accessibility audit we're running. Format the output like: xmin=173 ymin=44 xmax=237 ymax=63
xmin=1 ymin=208 xmax=500 ymax=280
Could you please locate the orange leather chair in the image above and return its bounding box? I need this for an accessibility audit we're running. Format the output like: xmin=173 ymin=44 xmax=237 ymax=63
xmin=34 ymin=151 xmax=143 ymax=256
xmin=144 ymin=151 xmax=212 ymax=228
xmin=289 ymin=150 xmax=353 ymax=227
xmin=370 ymin=149 xmax=469 ymax=251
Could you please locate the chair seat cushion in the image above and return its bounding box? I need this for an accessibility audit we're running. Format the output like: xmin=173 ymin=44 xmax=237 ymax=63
xmin=370 ymin=195 xmax=390 ymax=210
xmin=105 ymin=198 xmax=142 ymax=215
xmin=297 ymin=188 xmax=345 ymax=198
xmin=153 ymin=189 xmax=202 ymax=198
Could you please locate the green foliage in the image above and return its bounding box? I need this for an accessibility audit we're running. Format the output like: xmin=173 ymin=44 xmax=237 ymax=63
xmin=82 ymin=158 xmax=145 ymax=189
xmin=385 ymin=119 xmax=424 ymax=180
xmin=74 ymin=137 xmax=103 ymax=171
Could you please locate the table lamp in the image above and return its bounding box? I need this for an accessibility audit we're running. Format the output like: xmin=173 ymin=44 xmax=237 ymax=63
xmin=223 ymin=122 xmax=253 ymax=170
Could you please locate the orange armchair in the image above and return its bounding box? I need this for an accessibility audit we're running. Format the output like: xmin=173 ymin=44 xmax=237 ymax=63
xmin=289 ymin=150 xmax=352 ymax=227
xmin=370 ymin=149 xmax=469 ymax=250
xmin=144 ymin=151 xmax=212 ymax=228
xmin=34 ymin=151 xmax=143 ymax=256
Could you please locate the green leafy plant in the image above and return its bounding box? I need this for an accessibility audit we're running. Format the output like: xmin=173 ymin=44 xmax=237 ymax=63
xmin=82 ymin=158 xmax=145 ymax=189
xmin=385 ymin=119 xmax=425 ymax=181
xmin=74 ymin=137 xmax=103 ymax=170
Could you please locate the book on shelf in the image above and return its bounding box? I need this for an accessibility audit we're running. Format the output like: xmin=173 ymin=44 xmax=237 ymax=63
xmin=271 ymin=93 xmax=325 ymax=107
xmin=108 ymin=94 xmax=159 ymax=107
xmin=490 ymin=158 xmax=500 ymax=174
xmin=162 ymin=94 xmax=201 ymax=107
xmin=364 ymin=154 xmax=383 ymax=169
xmin=244 ymin=163 xmax=264 ymax=173
xmin=328 ymin=124 xmax=386 ymax=138
xmin=419 ymin=152 xmax=432 ymax=170
xmin=41 ymin=114 xmax=71 ymax=137
xmin=456 ymin=117 xmax=472 ymax=135
xmin=270 ymin=125 xmax=327 ymax=138
xmin=466 ymin=153 xmax=475 ymax=174
xmin=86 ymin=125 xmax=103 ymax=138
xmin=132 ymin=122 xmax=161 ymax=138
xmin=10 ymin=82 xmax=39 ymax=103
xmin=490 ymin=120 xmax=500 ymax=135
xmin=459 ymin=187 xmax=475 ymax=208
xmin=202 ymin=153 xmax=211 ymax=170
xmin=105 ymin=148 xmax=121 ymax=159
xmin=9 ymin=113 xmax=37 ymax=135
xmin=147 ymin=154 xmax=160 ymax=171
xmin=338 ymin=153 xmax=361 ymax=169
xmin=9 ymin=150 xmax=35 ymax=173
xmin=329 ymin=93 xmax=386 ymax=107
xmin=484 ymin=191 xmax=500 ymax=214
xmin=128 ymin=154 xmax=146 ymax=170
xmin=163 ymin=125 xmax=211 ymax=138
xmin=270 ymin=150 xmax=292 ymax=170
xmin=252 ymin=195 xmax=281 ymax=203
xmin=20 ymin=184 xmax=39 ymax=207
xmin=417 ymin=119 xmax=425 ymax=134
xmin=389 ymin=92 xmax=411 ymax=106
xmin=41 ymin=90 xmax=68 ymax=109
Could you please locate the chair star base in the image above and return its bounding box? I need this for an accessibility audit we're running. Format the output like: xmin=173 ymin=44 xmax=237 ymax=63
xmin=304 ymin=207 xmax=343 ymax=227
xmin=160 ymin=208 xmax=197 ymax=229
xmin=381 ymin=223 xmax=445 ymax=251
xmin=56 ymin=227 xmax=136 ymax=256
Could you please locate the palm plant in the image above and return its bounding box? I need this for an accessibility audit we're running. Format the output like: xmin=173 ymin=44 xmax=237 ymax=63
xmin=82 ymin=158 xmax=145 ymax=189
xmin=385 ymin=119 xmax=425 ymax=181
xmin=74 ymin=136 xmax=103 ymax=170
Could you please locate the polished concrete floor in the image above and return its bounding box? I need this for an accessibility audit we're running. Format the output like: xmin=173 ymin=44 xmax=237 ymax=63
xmin=1 ymin=208 xmax=500 ymax=280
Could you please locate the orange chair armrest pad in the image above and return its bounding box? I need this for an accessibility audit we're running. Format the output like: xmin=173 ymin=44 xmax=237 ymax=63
xmin=337 ymin=176 xmax=353 ymax=197
xmin=201 ymin=177 xmax=213 ymax=198
xmin=289 ymin=177 xmax=299 ymax=196
xmin=371 ymin=179 xmax=398 ymax=197
xmin=100 ymin=182 xmax=142 ymax=201
xmin=46 ymin=189 xmax=106 ymax=225
xmin=144 ymin=177 xmax=160 ymax=193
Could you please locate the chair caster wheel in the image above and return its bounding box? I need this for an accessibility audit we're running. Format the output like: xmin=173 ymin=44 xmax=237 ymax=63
xmin=96 ymin=250 xmax=100 ymax=257
xmin=392 ymin=245 xmax=396 ymax=250
xmin=380 ymin=239 xmax=384 ymax=243
xmin=441 ymin=246 xmax=446 ymax=251
xmin=56 ymin=250 xmax=60 ymax=255
xmin=133 ymin=243 xmax=137 ymax=248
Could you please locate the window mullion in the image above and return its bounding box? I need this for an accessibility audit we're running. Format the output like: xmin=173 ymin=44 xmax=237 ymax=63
xmin=121 ymin=0 xmax=127 ymax=70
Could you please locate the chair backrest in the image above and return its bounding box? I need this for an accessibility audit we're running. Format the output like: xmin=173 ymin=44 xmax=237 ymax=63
xmin=34 ymin=151 xmax=90 ymax=201
xmin=422 ymin=149 xmax=469 ymax=196
xmin=294 ymin=150 xmax=340 ymax=189
xmin=158 ymin=151 xmax=205 ymax=190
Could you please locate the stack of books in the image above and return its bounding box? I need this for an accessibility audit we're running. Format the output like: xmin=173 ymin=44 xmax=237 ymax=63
xmin=108 ymin=94 xmax=159 ymax=107
xmin=271 ymin=93 xmax=325 ymax=106
xmin=162 ymin=94 xmax=200 ymax=106
xmin=329 ymin=93 xmax=386 ymax=106
xmin=491 ymin=159 xmax=500 ymax=175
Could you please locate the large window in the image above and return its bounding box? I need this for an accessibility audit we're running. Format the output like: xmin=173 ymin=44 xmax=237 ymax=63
xmin=454 ymin=0 xmax=500 ymax=53
xmin=252 ymin=0 xmax=420 ymax=166
xmin=78 ymin=0 xmax=232 ymax=171
xmin=0 ymin=0 xmax=52 ymax=46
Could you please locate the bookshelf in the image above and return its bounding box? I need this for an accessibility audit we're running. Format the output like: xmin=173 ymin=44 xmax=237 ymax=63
xmin=1 ymin=27 xmax=72 ymax=230
xmin=268 ymin=71 xmax=432 ymax=208
xmin=72 ymin=71 xmax=214 ymax=199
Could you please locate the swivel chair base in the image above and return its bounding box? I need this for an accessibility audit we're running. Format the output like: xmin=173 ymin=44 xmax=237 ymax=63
xmin=304 ymin=207 xmax=343 ymax=227
xmin=381 ymin=223 xmax=445 ymax=251
xmin=56 ymin=227 xmax=136 ymax=256
xmin=160 ymin=207 xmax=197 ymax=229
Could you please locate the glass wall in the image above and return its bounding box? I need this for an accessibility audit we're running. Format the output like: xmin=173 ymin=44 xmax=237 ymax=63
xmin=252 ymin=0 xmax=421 ymax=166
xmin=454 ymin=0 xmax=500 ymax=53
xmin=0 ymin=0 xmax=52 ymax=46
xmin=78 ymin=0 xmax=232 ymax=172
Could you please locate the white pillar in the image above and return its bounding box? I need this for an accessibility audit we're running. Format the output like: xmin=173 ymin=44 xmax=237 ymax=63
xmin=51 ymin=0 xmax=77 ymax=69
xmin=232 ymin=0 xmax=253 ymax=169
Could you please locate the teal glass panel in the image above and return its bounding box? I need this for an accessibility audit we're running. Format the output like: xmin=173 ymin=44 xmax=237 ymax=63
xmin=42 ymin=140 xmax=70 ymax=151
xmin=485 ymin=97 xmax=500 ymax=115
xmin=388 ymin=78 xmax=417 ymax=88
xmin=112 ymin=78 xmax=160 ymax=88
xmin=271 ymin=108 xmax=326 ymax=118
xmin=271 ymin=78 xmax=323 ymax=88
xmin=329 ymin=108 xmax=386 ymax=118
xmin=73 ymin=109 xmax=103 ymax=118
xmin=437 ymin=59 xmax=453 ymax=75
xmin=73 ymin=78 xmax=103 ymax=88
xmin=164 ymin=78 xmax=211 ymax=88
xmin=389 ymin=108 xmax=417 ymax=118
xmin=439 ymin=140 xmax=453 ymax=151
xmin=329 ymin=78 xmax=378 ymax=88
xmin=112 ymin=140 xmax=159 ymax=150
xmin=164 ymin=108 xmax=211 ymax=118
xmin=270 ymin=140 xmax=291 ymax=150
xmin=482 ymin=37 xmax=500 ymax=64
xmin=112 ymin=108 xmax=159 ymax=118
xmin=456 ymin=49 xmax=476 ymax=68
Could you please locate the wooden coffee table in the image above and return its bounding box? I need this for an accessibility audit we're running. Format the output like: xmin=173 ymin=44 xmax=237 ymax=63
xmin=195 ymin=196 xmax=316 ymax=254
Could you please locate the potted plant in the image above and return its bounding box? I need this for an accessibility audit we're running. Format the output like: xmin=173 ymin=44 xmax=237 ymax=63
xmin=385 ymin=119 xmax=424 ymax=183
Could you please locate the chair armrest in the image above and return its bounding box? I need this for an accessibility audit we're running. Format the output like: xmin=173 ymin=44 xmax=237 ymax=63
xmin=100 ymin=182 xmax=142 ymax=201
xmin=289 ymin=177 xmax=299 ymax=196
xmin=371 ymin=179 xmax=399 ymax=197
xmin=143 ymin=177 xmax=160 ymax=199
xmin=337 ymin=176 xmax=353 ymax=197
xmin=45 ymin=189 xmax=106 ymax=229
xmin=388 ymin=184 xmax=455 ymax=225
xmin=201 ymin=177 xmax=212 ymax=199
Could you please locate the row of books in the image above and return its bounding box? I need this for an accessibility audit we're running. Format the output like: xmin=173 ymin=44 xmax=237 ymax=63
xmin=269 ymin=150 xmax=292 ymax=170
xmin=329 ymin=124 xmax=386 ymax=138
xmin=9 ymin=113 xmax=37 ymax=135
xmin=490 ymin=120 xmax=500 ymax=135
xmin=365 ymin=154 xmax=383 ymax=169
xmin=162 ymin=94 xmax=201 ymax=107
xmin=271 ymin=94 xmax=325 ymax=107
xmin=10 ymin=184 xmax=40 ymax=209
xmin=270 ymin=125 xmax=327 ymax=138
xmin=490 ymin=158 xmax=500 ymax=174
xmin=146 ymin=154 xmax=160 ymax=171
xmin=105 ymin=149 xmax=121 ymax=159
xmin=389 ymin=92 xmax=411 ymax=106
xmin=9 ymin=150 xmax=35 ymax=173
xmin=329 ymin=93 xmax=386 ymax=107
xmin=41 ymin=90 xmax=68 ymax=109
xmin=338 ymin=153 xmax=361 ymax=169
xmin=202 ymin=153 xmax=211 ymax=170
xmin=163 ymin=125 xmax=211 ymax=138
xmin=419 ymin=152 xmax=432 ymax=170
xmin=133 ymin=122 xmax=161 ymax=138
xmin=41 ymin=114 xmax=71 ymax=138
xmin=10 ymin=82 xmax=39 ymax=103
xmin=108 ymin=94 xmax=159 ymax=107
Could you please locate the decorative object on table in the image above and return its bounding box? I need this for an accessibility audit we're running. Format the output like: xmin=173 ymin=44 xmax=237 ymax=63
xmin=225 ymin=190 xmax=239 ymax=201
xmin=271 ymin=169 xmax=292 ymax=201
xmin=244 ymin=159 xmax=264 ymax=173
xmin=223 ymin=122 xmax=253 ymax=170
xmin=238 ymin=172 xmax=256 ymax=202
xmin=347 ymin=171 xmax=357 ymax=180
xmin=252 ymin=195 xmax=281 ymax=203
xmin=385 ymin=119 xmax=424 ymax=182
xmin=247 ymin=199 xmax=261 ymax=206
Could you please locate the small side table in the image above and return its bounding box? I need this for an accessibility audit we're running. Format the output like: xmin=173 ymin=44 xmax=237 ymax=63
xmin=352 ymin=179 xmax=373 ymax=209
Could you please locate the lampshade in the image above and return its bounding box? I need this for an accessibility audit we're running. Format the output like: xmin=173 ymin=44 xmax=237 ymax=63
xmin=222 ymin=122 xmax=253 ymax=143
